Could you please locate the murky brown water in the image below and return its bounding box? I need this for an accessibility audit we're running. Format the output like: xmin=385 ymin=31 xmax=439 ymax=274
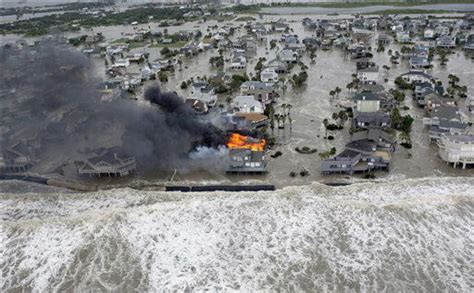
xmin=2 ymin=14 xmax=473 ymax=187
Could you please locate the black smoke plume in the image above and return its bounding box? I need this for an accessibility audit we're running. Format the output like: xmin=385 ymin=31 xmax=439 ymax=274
xmin=0 ymin=41 xmax=226 ymax=176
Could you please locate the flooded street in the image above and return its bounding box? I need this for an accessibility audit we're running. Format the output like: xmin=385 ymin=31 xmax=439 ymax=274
xmin=1 ymin=13 xmax=473 ymax=187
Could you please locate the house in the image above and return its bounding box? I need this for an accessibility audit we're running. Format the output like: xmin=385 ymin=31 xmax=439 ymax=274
xmin=423 ymin=105 xmax=467 ymax=141
xmin=285 ymin=43 xmax=305 ymax=56
xmin=396 ymin=31 xmax=411 ymax=43
xmin=112 ymin=59 xmax=130 ymax=68
xmin=434 ymin=25 xmax=450 ymax=37
xmin=400 ymin=71 xmax=432 ymax=84
xmin=353 ymin=92 xmax=380 ymax=113
xmin=409 ymin=56 xmax=430 ymax=69
xmin=185 ymin=98 xmax=208 ymax=114
xmin=272 ymin=20 xmax=289 ymax=32
xmin=240 ymin=81 xmax=276 ymax=104
xmin=350 ymin=128 xmax=396 ymax=151
xmin=350 ymin=45 xmax=373 ymax=59
xmin=302 ymin=37 xmax=320 ymax=48
xmin=321 ymin=129 xmax=393 ymax=175
xmin=356 ymin=59 xmax=376 ymax=71
xmin=227 ymin=149 xmax=267 ymax=174
xmin=424 ymin=28 xmax=435 ymax=39
xmin=377 ymin=34 xmax=391 ymax=45
xmin=436 ymin=35 xmax=456 ymax=48
xmin=358 ymin=84 xmax=385 ymax=94
xmin=106 ymin=44 xmax=129 ymax=55
xmin=191 ymin=82 xmax=217 ymax=107
xmin=353 ymin=111 xmax=391 ymax=129
xmin=126 ymin=52 xmax=146 ymax=63
xmin=267 ymin=58 xmax=288 ymax=73
xmin=0 ymin=144 xmax=30 ymax=173
xmin=77 ymin=147 xmax=136 ymax=177
xmin=468 ymin=96 xmax=474 ymax=117
xmin=464 ymin=34 xmax=474 ymax=51
xmin=260 ymin=67 xmax=279 ymax=83
xmin=233 ymin=112 xmax=269 ymax=129
xmin=232 ymin=95 xmax=265 ymax=113
xmin=357 ymin=66 xmax=379 ymax=85
xmin=438 ymin=132 xmax=474 ymax=169
xmin=281 ymin=34 xmax=299 ymax=44
xmin=414 ymin=82 xmax=436 ymax=106
xmin=229 ymin=55 xmax=247 ymax=70
xmin=278 ymin=49 xmax=298 ymax=64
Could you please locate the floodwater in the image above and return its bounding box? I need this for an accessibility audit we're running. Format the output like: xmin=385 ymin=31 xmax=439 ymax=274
xmin=2 ymin=13 xmax=473 ymax=186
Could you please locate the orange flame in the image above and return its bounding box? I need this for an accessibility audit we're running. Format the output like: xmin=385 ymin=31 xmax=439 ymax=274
xmin=226 ymin=133 xmax=266 ymax=152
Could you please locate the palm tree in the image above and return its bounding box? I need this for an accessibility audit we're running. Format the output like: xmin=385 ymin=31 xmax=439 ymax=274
xmin=323 ymin=118 xmax=329 ymax=138
xmin=281 ymin=114 xmax=287 ymax=129
xmin=280 ymin=104 xmax=293 ymax=130
xmin=335 ymin=87 xmax=342 ymax=99
xmin=274 ymin=114 xmax=282 ymax=129
xmin=346 ymin=82 xmax=353 ymax=93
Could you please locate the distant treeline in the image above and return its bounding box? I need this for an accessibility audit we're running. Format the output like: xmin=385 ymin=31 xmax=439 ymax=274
xmin=0 ymin=6 xmax=185 ymax=37
xmin=0 ymin=1 xmax=115 ymax=17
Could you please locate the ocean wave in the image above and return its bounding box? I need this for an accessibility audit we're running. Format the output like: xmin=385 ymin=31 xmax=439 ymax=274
xmin=1 ymin=176 xmax=473 ymax=291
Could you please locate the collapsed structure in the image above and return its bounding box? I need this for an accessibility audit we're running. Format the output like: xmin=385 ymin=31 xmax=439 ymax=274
xmin=76 ymin=147 xmax=136 ymax=177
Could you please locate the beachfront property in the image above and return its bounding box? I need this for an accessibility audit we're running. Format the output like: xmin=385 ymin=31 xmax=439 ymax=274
xmin=0 ymin=144 xmax=30 ymax=174
xmin=423 ymin=103 xmax=468 ymax=142
xmin=321 ymin=129 xmax=394 ymax=175
xmin=77 ymin=147 xmax=136 ymax=177
xmin=227 ymin=149 xmax=267 ymax=175
xmin=438 ymin=132 xmax=474 ymax=169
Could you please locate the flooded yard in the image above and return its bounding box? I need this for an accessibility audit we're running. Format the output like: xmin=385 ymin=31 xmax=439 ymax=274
xmin=2 ymin=12 xmax=473 ymax=187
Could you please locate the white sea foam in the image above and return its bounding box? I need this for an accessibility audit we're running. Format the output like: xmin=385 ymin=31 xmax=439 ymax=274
xmin=1 ymin=177 xmax=473 ymax=291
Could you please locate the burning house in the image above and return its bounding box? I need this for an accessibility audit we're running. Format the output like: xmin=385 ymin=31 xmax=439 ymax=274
xmin=226 ymin=133 xmax=267 ymax=175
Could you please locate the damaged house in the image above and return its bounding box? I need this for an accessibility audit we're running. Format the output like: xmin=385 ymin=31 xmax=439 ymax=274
xmin=76 ymin=147 xmax=136 ymax=177
xmin=0 ymin=143 xmax=30 ymax=174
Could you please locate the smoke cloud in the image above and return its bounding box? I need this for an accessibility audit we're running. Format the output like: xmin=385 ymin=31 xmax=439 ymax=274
xmin=0 ymin=41 xmax=226 ymax=176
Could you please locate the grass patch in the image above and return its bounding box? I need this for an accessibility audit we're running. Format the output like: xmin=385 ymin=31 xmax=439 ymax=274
xmin=365 ymin=9 xmax=454 ymax=14
xmin=150 ymin=41 xmax=187 ymax=48
xmin=235 ymin=16 xmax=256 ymax=22
xmin=266 ymin=0 xmax=474 ymax=9
xmin=112 ymin=38 xmax=127 ymax=44
xmin=128 ymin=42 xmax=147 ymax=49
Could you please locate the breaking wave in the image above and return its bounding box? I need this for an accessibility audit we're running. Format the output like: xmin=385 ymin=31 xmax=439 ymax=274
xmin=1 ymin=176 xmax=473 ymax=291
